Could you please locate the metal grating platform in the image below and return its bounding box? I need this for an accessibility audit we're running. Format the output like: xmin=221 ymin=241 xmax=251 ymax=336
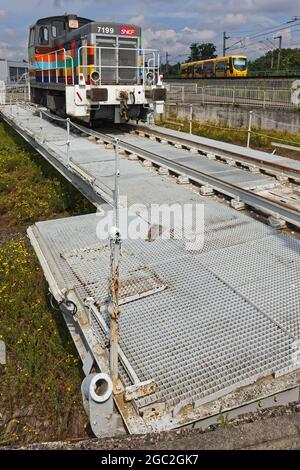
xmin=3 ymin=103 xmax=300 ymax=431
xmin=30 ymin=205 xmax=300 ymax=421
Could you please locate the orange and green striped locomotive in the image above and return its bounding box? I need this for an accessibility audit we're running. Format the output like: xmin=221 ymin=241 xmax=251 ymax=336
xmin=28 ymin=14 xmax=165 ymax=124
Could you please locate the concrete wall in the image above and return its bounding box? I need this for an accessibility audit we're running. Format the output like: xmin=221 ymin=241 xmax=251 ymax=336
xmin=165 ymin=102 xmax=300 ymax=133
xmin=0 ymin=61 xmax=8 ymax=82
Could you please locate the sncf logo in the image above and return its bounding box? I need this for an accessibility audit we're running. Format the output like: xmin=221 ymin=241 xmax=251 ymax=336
xmin=120 ymin=25 xmax=136 ymax=36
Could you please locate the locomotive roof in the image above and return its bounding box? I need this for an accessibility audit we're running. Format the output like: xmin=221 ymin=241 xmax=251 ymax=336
xmin=32 ymin=15 xmax=93 ymax=26
xmin=31 ymin=16 xmax=142 ymax=44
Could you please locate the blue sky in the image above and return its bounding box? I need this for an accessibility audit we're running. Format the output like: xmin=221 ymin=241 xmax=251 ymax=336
xmin=0 ymin=0 xmax=300 ymax=62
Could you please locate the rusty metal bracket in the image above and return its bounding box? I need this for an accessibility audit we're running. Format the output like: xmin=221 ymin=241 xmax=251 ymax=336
xmin=124 ymin=380 xmax=157 ymax=402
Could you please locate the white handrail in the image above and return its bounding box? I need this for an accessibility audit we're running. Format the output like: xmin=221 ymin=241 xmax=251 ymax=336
xmin=35 ymin=45 xmax=160 ymax=87
xmin=35 ymin=48 xmax=74 ymax=85
xmin=78 ymin=45 xmax=159 ymax=86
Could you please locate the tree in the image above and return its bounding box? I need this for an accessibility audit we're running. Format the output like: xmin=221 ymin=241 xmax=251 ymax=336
xmin=188 ymin=43 xmax=202 ymax=62
xmin=161 ymin=62 xmax=181 ymax=76
xmin=187 ymin=42 xmax=217 ymax=62
xmin=249 ymin=48 xmax=300 ymax=72
xmin=198 ymin=43 xmax=217 ymax=60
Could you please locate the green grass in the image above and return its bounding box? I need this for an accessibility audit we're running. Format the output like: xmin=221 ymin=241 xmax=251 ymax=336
xmin=0 ymin=123 xmax=94 ymax=445
xmin=159 ymin=114 xmax=300 ymax=157
xmin=0 ymin=124 xmax=93 ymax=227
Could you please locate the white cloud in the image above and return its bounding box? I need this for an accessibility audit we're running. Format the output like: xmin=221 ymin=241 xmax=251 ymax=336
xmin=223 ymin=13 xmax=246 ymax=28
xmin=127 ymin=15 xmax=147 ymax=28
xmin=143 ymin=26 xmax=216 ymax=60
xmin=0 ymin=0 xmax=299 ymax=62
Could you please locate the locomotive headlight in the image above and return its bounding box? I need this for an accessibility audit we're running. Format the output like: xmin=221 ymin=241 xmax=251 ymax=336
xmin=146 ymin=71 xmax=154 ymax=81
xmin=91 ymin=70 xmax=101 ymax=84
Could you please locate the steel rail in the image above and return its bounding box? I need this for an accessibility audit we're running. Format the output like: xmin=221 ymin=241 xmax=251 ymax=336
xmin=74 ymin=123 xmax=300 ymax=227
xmin=130 ymin=125 xmax=300 ymax=182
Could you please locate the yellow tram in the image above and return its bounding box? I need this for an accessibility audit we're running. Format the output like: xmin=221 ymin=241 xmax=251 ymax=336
xmin=181 ymin=55 xmax=248 ymax=79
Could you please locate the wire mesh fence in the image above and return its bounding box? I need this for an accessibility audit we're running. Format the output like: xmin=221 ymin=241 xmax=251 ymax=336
xmin=167 ymin=84 xmax=298 ymax=109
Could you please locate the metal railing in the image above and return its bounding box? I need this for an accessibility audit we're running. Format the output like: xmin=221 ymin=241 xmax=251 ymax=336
xmin=77 ymin=45 xmax=160 ymax=86
xmin=35 ymin=48 xmax=74 ymax=85
xmin=34 ymin=46 xmax=161 ymax=87
xmin=167 ymin=84 xmax=298 ymax=109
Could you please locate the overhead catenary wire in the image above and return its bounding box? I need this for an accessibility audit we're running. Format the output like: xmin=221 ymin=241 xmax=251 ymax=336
xmin=226 ymin=18 xmax=300 ymax=52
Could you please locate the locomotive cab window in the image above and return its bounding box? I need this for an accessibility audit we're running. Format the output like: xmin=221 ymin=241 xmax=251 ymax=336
xmin=29 ymin=28 xmax=35 ymax=46
xmin=52 ymin=25 xmax=57 ymax=37
xmin=51 ymin=21 xmax=65 ymax=38
xmin=39 ymin=26 xmax=49 ymax=45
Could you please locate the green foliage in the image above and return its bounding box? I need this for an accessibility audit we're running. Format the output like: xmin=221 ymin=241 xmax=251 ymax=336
xmin=187 ymin=42 xmax=217 ymax=62
xmin=159 ymin=114 xmax=300 ymax=157
xmin=0 ymin=123 xmax=93 ymax=226
xmin=161 ymin=62 xmax=181 ymax=76
xmin=0 ymin=238 xmax=86 ymax=445
xmin=249 ymin=48 xmax=300 ymax=72
xmin=217 ymin=411 xmax=230 ymax=428
xmin=0 ymin=123 xmax=93 ymax=445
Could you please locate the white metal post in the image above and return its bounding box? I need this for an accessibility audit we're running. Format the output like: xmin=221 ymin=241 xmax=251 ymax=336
xmin=114 ymin=138 xmax=120 ymax=228
xmin=66 ymin=118 xmax=71 ymax=166
xmin=110 ymin=138 xmax=121 ymax=388
xmin=247 ymin=110 xmax=253 ymax=148
xmin=39 ymin=110 xmax=43 ymax=142
xmin=55 ymin=51 xmax=58 ymax=83
xmin=48 ymin=53 xmax=50 ymax=84
xmin=189 ymin=104 xmax=193 ymax=134
xmin=27 ymin=79 xmax=31 ymax=102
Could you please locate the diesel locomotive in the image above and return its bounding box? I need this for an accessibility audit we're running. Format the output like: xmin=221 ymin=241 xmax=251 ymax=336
xmin=28 ymin=14 xmax=166 ymax=124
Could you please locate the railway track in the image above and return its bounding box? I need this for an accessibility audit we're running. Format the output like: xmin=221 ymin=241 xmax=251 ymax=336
xmin=2 ymin=102 xmax=300 ymax=227
xmin=131 ymin=125 xmax=300 ymax=183
xmin=72 ymin=122 xmax=300 ymax=228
